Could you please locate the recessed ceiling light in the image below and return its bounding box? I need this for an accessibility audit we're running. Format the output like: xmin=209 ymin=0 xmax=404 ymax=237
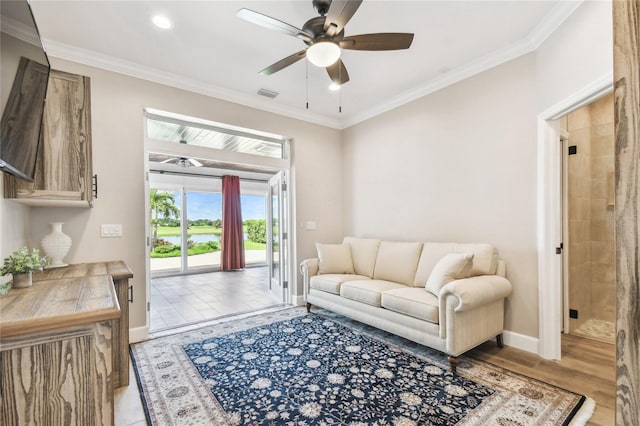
xmin=152 ymin=15 xmax=173 ymax=29
xmin=329 ymin=82 xmax=341 ymax=91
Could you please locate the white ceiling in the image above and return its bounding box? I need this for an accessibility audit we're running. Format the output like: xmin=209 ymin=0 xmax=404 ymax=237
xmin=26 ymin=0 xmax=581 ymax=129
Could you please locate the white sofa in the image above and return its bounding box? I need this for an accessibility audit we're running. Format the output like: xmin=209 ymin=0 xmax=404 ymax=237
xmin=300 ymin=237 xmax=512 ymax=373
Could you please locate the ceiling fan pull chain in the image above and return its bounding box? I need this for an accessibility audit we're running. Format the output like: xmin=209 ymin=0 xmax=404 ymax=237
xmin=305 ymin=59 xmax=309 ymax=110
xmin=339 ymin=65 xmax=342 ymax=113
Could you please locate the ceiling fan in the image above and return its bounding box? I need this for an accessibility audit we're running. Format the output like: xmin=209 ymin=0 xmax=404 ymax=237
xmin=237 ymin=0 xmax=414 ymax=87
xmin=160 ymin=156 xmax=203 ymax=168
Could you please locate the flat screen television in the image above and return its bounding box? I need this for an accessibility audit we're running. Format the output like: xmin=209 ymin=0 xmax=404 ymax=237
xmin=0 ymin=0 xmax=50 ymax=182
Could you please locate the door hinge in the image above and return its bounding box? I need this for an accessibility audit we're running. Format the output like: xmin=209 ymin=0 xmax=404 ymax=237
xmin=282 ymin=232 xmax=288 ymax=240
xmin=556 ymin=243 xmax=563 ymax=254
xmin=147 ymin=302 xmax=150 ymax=312
xmin=146 ymin=237 xmax=150 ymax=247
xmin=281 ymin=182 xmax=287 ymax=191
xmin=92 ymin=174 xmax=98 ymax=199
xmin=283 ymin=281 xmax=288 ymax=289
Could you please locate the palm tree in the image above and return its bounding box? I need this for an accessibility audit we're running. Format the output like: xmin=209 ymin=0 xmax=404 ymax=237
xmin=149 ymin=189 xmax=180 ymax=244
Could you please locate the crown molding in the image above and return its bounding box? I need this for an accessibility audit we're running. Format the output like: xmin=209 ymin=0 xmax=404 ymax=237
xmin=36 ymin=1 xmax=583 ymax=131
xmin=1 ymin=15 xmax=42 ymax=46
xmin=41 ymin=39 xmax=342 ymax=130
xmin=340 ymin=36 xmax=537 ymax=128
xmin=341 ymin=0 xmax=584 ymax=128
xmin=528 ymin=0 xmax=584 ymax=49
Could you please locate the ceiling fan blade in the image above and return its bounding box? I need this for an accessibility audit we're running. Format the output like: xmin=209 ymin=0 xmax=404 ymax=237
xmin=340 ymin=33 xmax=414 ymax=51
xmin=236 ymin=8 xmax=312 ymax=42
xmin=160 ymin=158 xmax=174 ymax=164
xmin=259 ymin=50 xmax=307 ymax=76
xmin=326 ymin=59 xmax=350 ymax=85
xmin=189 ymin=158 xmax=203 ymax=167
xmin=324 ymin=0 xmax=363 ymax=37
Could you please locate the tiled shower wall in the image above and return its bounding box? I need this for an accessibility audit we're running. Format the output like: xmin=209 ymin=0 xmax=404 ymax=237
xmin=564 ymin=93 xmax=616 ymax=332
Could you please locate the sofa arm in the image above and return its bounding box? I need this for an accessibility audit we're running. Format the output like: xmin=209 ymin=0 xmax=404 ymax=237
xmin=439 ymin=275 xmax=512 ymax=312
xmin=438 ymin=275 xmax=512 ymax=344
xmin=300 ymin=258 xmax=319 ymax=301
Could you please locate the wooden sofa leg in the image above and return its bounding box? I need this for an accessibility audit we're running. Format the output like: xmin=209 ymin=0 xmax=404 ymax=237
xmin=448 ymin=356 xmax=459 ymax=374
xmin=496 ymin=333 xmax=504 ymax=348
xmin=306 ymin=302 xmax=312 ymax=313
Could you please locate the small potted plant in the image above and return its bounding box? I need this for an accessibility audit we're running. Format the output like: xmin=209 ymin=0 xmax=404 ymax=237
xmin=0 ymin=247 xmax=49 ymax=290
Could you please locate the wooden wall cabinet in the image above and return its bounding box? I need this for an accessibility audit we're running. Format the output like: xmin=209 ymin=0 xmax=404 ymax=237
xmin=3 ymin=67 xmax=94 ymax=207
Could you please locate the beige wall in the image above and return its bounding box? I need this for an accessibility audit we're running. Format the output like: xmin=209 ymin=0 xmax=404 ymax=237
xmin=536 ymin=0 xmax=613 ymax=112
xmin=21 ymin=58 xmax=344 ymax=329
xmin=1 ymin=0 xmax=612 ymax=344
xmin=342 ymin=54 xmax=539 ymax=337
xmin=340 ymin=1 xmax=613 ymax=341
xmin=566 ymin=93 xmax=615 ymax=331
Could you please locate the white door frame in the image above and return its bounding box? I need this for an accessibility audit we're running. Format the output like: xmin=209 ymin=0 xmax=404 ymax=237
xmin=536 ymin=73 xmax=613 ymax=360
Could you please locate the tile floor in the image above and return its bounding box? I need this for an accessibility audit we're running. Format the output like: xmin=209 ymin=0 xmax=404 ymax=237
xmin=150 ymin=266 xmax=284 ymax=331
xmin=116 ymin=267 xmax=286 ymax=425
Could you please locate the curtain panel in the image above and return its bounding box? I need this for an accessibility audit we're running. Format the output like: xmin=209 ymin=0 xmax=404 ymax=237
xmin=220 ymin=175 xmax=245 ymax=270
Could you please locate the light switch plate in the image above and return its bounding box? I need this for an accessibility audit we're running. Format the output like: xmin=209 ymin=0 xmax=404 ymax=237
xmin=101 ymin=224 xmax=123 ymax=237
xmin=305 ymin=221 xmax=317 ymax=231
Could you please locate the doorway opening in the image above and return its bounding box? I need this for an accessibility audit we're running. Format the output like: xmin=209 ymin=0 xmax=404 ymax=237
xmin=143 ymin=109 xmax=292 ymax=333
xmin=559 ymin=93 xmax=616 ymax=344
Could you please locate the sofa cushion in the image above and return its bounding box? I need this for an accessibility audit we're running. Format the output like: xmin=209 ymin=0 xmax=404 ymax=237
xmin=425 ymin=253 xmax=474 ymax=296
xmin=343 ymin=237 xmax=380 ymax=278
xmin=381 ymin=287 xmax=439 ymax=324
xmin=316 ymin=243 xmax=355 ymax=274
xmin=340 ymin=280 xmax=406 ymax=307
xmin=413 ymin=243 xmax=498 ymax=286
xmin=310 ymin=274 xmax=371 ymax=295
xmin=373 ymin=241 xmax=423 ymax=286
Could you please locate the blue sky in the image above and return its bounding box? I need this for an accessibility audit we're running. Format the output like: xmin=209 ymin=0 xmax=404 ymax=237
xmin=173 ymin=191 xmax=266 ymax=220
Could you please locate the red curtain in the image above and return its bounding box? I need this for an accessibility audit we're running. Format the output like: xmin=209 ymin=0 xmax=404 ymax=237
xmin=220 ymin=175 xmax=245 ymax=270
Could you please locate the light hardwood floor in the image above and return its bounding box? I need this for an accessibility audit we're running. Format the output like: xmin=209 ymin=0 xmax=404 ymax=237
xmin=469 ymin=334 xmax=616 ymax=426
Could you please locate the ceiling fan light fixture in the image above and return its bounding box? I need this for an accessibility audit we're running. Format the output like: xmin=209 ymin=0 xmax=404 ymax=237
xmin=306 ymin=41 xmax=341 ymax=67
xmin=329 ymin=82 xmax=341 ymax=91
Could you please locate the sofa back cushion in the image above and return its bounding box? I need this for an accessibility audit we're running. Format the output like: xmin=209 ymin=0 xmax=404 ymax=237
xmin=373 ymin=241 xmax=423 ymax=286
xmin=413 ymin=243 xmax=499 ymax=286
xmin=343 ymin=237 xmax=380 ymax=278
xmin=316 ymin=243 xmax=355 ymax=274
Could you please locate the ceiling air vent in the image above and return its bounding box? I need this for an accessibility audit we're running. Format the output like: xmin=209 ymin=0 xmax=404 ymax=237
xmin=257 ymin=88 xmax=279 ymax=99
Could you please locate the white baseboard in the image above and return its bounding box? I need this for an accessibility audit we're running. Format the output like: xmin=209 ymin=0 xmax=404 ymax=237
xmin=129 ymin=326 xmax=149 ymax=343
xmin=499 ymin=330 xmax=539 ymax=354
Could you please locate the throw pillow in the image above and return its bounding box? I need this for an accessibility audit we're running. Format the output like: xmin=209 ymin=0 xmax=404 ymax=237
xmin=425 ymin=253 xmax=474 ymax=296
xmin=316 ymin=243 xmax=355 ymax=275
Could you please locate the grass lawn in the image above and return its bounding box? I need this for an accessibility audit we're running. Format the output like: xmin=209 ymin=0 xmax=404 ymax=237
xmin=157 ymin=226 xmax=222 ymax=237
xmin=151 ymin=239 xmax=266 ymax=258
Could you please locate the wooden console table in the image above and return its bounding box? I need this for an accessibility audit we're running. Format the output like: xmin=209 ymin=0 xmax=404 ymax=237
xmin=0 ymin=274 xmax=120 ymax=425
xmin=31 ymin=261 xmax=134 ymax=388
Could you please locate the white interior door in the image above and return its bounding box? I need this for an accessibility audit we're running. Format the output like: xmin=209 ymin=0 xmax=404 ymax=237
xmin=268 ymin=171 xmax=288 ymax=302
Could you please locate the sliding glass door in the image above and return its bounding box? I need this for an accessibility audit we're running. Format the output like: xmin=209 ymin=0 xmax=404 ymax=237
xmin=186 ymin=191 xmax=222 ymax=270
xmin=149 ymin=188 xmax=182 ymax=274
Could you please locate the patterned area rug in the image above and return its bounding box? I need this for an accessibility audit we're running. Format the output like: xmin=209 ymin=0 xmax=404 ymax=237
xmin=130 ymin=307 xmax=594 ymax=425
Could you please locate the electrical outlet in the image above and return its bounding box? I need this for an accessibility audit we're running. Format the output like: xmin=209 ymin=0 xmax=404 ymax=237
xmin=101 ymin=224 xmax=123 ymax=237
xmin=569 ymin=309 xmax=578 ymax=319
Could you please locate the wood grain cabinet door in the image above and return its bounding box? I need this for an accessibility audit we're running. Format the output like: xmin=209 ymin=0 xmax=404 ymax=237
xmin=4 ymin=68 xmax=93 ymax=206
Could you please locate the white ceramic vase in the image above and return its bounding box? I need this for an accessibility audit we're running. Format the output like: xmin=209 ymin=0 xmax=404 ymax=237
xmin=41 ymin=222 xmax=72 ymax=268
